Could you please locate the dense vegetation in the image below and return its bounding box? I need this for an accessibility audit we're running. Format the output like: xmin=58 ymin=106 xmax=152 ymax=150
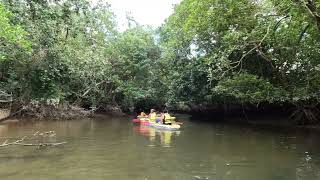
xmin=0 ymin=0 xmax=319 ymax=123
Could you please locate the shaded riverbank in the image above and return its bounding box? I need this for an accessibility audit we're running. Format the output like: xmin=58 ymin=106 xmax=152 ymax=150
xmin=1 ymin=101 xmax=319 ymax=129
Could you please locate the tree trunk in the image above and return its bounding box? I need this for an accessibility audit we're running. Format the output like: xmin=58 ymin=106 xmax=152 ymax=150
xmin=304 ymin=0 xmax=320 ymax=32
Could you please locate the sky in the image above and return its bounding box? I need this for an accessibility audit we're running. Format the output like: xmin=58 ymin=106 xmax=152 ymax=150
xmin=95 ymin=0 xmax=181 ymax=30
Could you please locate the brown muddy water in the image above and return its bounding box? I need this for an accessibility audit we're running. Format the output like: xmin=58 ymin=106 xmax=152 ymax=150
xmin=0 ymin=114 xmax=320 ymax=180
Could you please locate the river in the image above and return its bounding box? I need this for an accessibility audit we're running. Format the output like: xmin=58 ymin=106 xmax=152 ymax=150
xmin=0 ymin=114 xmax=320 ymax=180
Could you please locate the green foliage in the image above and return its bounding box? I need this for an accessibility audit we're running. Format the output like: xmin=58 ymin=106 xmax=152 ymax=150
xmin=0 ymin=0 xmax=319 ymax=123
xmin=213 ymin=73 xmax=288 ymax=104
xmin=160 ymin=0 xmax=320 ymax=123
xmin=0 ymin=3 xmax=31 ymax=61
xmin=0 ymin=0 xmax=164 ymax=111
xmin=106 ymin=27 xmax=162 ymax=109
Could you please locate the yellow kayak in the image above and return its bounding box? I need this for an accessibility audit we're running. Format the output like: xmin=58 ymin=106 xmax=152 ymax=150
xmin=148 ymin=122 xmax=180 ymax=131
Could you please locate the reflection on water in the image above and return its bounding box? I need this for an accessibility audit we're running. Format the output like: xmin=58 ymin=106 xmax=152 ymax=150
xmin=0 ymin=124 xmax=8 ymax=137
xmin=0 ymin=115 xmax=319 ymax=180
xmin=133 ymin=125 xmax=180 ymax=147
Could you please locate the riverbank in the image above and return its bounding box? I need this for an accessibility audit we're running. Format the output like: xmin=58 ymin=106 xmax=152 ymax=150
xmin=1 ymin=101 xmax=319 ymax=130
xmin=185 ymin=111 xmax=320 ymax=131
xmin=0 ymin=103 xmax=92 ymax=122
xmin=0 ymin=109 xmax=10 ymax=120
xmin=0 ymin=101 xmax=127 ymax=123
xmin=171 ymin=102 xmax=320 ymax=126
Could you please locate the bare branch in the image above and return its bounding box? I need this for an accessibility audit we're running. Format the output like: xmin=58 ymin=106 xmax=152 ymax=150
xmin=226 ymin=25 xmax=271 ymax=73
xmin=293 ymin=0 xmax=320 ymax=32
xmin=304 ymin=0 xmax=320 ymax=32
xmin=0 ymin=131 xmax=66 ymax=148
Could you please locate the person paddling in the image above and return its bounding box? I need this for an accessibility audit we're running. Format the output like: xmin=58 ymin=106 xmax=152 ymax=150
xmin=140 ymin=111 xmax=147 ymax=117
xmin=149 ymin=109 xmax=157 ymax=123
xmin=156 ymin=112 xmax=164 ymax=124
xmin=162 ymin=110 xmax=172 ymax=125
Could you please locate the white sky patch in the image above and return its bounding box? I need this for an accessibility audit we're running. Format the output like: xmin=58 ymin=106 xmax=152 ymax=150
xmin=92 ymin=0 xmax=181 ymax=30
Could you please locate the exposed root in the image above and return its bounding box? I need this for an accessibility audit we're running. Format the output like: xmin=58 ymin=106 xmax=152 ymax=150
xmin=7 ymin=101 xmax=93 ymax=120
xmin=291 ymin=105 xmax=320 ymax=125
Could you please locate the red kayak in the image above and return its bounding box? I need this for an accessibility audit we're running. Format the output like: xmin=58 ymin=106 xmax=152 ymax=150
xmin=132 ymin=119 xmax=150 ymax=125
xmin=132 ymin=119 xmax=141 ymax=123
xmin=133 ymin=126 xmax=150 ymax=136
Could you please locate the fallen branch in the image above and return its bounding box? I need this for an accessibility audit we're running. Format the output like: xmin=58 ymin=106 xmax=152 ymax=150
xmin=0 ymin=131 xmax=67 ymax=149
xmin=1 ymin=142 xmax=67 ymax=147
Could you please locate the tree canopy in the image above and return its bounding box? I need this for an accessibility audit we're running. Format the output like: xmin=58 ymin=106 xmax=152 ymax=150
xmin=0 ymin=0 xmax=319 ymax=123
